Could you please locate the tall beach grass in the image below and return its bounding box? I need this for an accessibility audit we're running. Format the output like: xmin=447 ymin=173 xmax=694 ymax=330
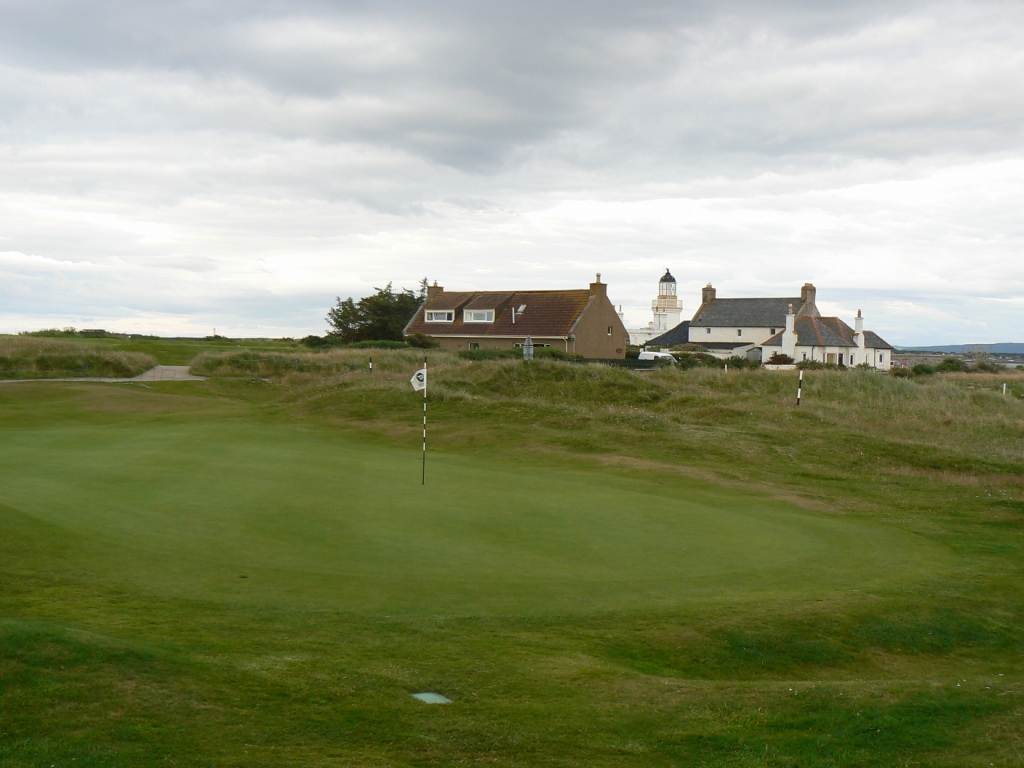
xmin=0 ymin=337 xmax=157 ymax=379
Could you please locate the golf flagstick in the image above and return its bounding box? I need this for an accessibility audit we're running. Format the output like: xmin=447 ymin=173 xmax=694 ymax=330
xmin=410 ymin=357 xmax=427 ymax=484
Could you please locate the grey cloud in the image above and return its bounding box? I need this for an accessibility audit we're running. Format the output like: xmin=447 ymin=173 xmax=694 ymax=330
xmin=1 ymin=1 xmax=1022 ymax=341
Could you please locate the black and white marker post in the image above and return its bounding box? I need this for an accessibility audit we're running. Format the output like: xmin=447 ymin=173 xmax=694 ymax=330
xmin=410 ymin=357 xmax=428 ymax=484
xmin=796 ymin=369 xmax=803 ymax=407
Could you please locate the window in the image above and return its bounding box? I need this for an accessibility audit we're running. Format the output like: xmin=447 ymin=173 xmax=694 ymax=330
xmin=850 ymin=354 xmax=855 ymax=365
xmin=879 ymin=353 xmax=885 ymax=363
xmin=607 ymin=326 xmax=613 ymax=335
xmin=737 ymin=329 xmax=743 ymax=337
xmin=425 ymin=310 xmax=454 ymax=322
xmin=802 ymin=353 xmax=808 ymax=361
xmin=769 ymin=328 xmax=776 ymax=335
xmin=705 ymin=327 xmax=711 ymax=335
xmin=468 ymin=342 xmax=480 ymax=350
xmin=464 ymin=309 xmax=494 ymax=323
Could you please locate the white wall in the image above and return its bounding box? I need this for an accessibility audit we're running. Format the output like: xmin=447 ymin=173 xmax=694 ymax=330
xmin=690 ymin=326 xmax=779 ymax=344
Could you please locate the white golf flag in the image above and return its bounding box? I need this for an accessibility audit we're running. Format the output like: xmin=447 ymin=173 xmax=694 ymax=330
xmin=410 ymin=368 xmax=427 ymax=392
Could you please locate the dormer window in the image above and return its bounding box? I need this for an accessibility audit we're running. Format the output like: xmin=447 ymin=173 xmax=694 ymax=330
xmin=425 ymin=310 xmax=454 ymax=322
xmin=464 ymin=309 xmax=494 ymax=323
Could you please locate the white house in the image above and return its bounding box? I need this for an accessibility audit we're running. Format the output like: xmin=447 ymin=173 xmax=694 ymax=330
xmin=762 ymin=307 xmax=893 ymax=370
xmin=647 ymin=281 xmax=893 ymax=367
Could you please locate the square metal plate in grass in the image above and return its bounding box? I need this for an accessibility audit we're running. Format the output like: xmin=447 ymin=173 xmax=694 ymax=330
xmin=411 ymin=692 xmax=452 ymax=704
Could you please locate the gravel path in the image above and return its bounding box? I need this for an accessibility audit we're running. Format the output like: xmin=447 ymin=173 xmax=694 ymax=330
xmin=0 ymin=365 xmax=205 ymax=384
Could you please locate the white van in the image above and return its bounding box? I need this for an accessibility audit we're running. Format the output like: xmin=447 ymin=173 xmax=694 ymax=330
xmin=638 ymin=350 xmax=677 ymax=363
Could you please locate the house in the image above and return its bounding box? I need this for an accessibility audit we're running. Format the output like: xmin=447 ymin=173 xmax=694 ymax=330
xmin=624 ymin=269 xmax=685 ymax=346
xmin=762 ymin=308 xmax=893 ymax=370
xmin=402 ymin=274 xmax=630 ymax=358
xmin=683 ymin=282 xmax=821 ymax=358
xmin=648 ymin=281 xmax=893 ymax=368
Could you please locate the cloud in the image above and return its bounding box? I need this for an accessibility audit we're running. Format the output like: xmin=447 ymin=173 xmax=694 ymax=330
xmin=0 ymin=0 xmax=1021 ymax=341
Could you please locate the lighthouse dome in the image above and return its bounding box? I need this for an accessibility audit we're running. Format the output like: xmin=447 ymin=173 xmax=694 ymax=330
xmin=659 ymin=269 xmax=676 ymax=284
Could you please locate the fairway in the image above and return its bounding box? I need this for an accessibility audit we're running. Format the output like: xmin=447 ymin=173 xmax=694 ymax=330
xmin=0 ymin=391 xmax=947 ymax=616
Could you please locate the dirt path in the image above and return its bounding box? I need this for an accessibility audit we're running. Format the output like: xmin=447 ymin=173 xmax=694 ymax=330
xmin=0 ymin=365 xmax=205 ymax=384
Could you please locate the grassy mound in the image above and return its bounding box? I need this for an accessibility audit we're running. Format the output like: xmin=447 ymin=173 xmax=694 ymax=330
xmin=2 ymin=356 xmax=1023 ymax=765
xmin=0 ymin=337 xmax=156 ymax=379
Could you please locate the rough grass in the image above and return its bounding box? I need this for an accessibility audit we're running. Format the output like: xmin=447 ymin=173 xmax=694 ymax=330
xmin=2 ymin=354 xmax=1024 ymax=765
xmin=0 ymin=337 xmax=157 ymax=379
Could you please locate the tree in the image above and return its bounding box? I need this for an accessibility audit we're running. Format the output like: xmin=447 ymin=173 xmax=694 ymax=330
xmin=325 ymin=282 xmax=423 ymax=342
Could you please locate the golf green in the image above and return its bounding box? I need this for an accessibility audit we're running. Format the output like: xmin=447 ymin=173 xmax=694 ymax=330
xmin=0 ymin=409 xmax=948 ymax=615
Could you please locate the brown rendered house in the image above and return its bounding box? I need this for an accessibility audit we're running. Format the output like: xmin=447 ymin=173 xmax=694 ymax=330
xmin=403 ymin=275 xmax=630 ymax=359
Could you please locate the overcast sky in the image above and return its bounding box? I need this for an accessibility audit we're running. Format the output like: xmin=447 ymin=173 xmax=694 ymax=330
xmin=1 ymin=0 xmax=1021 ymax=344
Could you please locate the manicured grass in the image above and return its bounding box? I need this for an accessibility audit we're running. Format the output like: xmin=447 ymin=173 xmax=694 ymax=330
xmin=1 ymin=361 xmax=1023 ymax=766
xmin=0 ymin=411 xmax=948 ymax=615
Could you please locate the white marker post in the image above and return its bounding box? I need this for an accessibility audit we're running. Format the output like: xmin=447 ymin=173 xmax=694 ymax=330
xmin=410 ymin=358 xmax=428 ymax=484
xmin=796 ymin=369 xmax=803 ymax=407
xmin=369 ymin=356 xmax=373 ymax=375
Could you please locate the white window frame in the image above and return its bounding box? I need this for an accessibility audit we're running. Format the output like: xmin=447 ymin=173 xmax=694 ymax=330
xmin=425 ymin=310 xmax=454 ymax=322
xmin=464 ymin=309 xmax=494 ymax=323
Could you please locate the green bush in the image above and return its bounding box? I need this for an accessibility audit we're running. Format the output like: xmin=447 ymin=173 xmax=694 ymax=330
xmin=971 ymin=361 xmax=1003 ymax=373
xmin=405 ymin=333 xmax=440 ymax=349
xmin=675 ymin=352 xmax=721 ymax=370
xmin=890 ymin=367 xmax=914 ymax=378
xmin=797 ymin=359 xmax=826 ymax=370
xmin=300 ymin=335 xmax=333 ymax=350
xmin=936 ymin=357 xmax=968 ymax=372
xmin=766 ymin=352 xmax=794 ymax=365
xmin=912 ymin=363 xmax=936 ymax=375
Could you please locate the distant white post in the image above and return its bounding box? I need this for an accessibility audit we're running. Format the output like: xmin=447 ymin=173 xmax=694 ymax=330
xmin=797 ymin=369 xmax=803 ymax=407
xmin=369 ymin=356 xmax=373 ymax=374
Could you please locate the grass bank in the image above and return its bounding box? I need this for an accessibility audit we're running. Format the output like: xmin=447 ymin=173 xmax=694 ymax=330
xmin=0 ymin=336 xmax=157 ymax=379
xmin=1 ymin=354 xmax=1023 ymax=765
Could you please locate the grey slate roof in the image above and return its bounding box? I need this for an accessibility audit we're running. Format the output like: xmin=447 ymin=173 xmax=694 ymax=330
xmin=763 ymin=317 xmax=891 ymax=349
xmin=648 ymin=321 xmax=690 ymax=347
xmin=863 ymin=330 xmax=893 ymax=350
xmin=690 ymin=297 xmax=815 ymax=328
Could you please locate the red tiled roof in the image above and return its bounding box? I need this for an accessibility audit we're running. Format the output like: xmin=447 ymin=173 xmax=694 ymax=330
xmin=404 ymin=289 xmax=594 ymax=338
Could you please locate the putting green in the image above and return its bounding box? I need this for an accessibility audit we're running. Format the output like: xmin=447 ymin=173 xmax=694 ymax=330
xmin=0 ymin=415 xmax=949 ymax=615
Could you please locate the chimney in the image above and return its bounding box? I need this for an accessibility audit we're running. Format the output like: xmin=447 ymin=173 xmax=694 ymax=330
xmin=702 ymin=283 xmax=716 ymax=305
xmin=855 ymin=309 xmax=865 ymax=349
xmin=800 ymin=283 xmax=816 ymax=311
xmin=589 ymin=273 xmax=607 ymax=298
xmin=426 ymin=280 xmax=443 ymax=302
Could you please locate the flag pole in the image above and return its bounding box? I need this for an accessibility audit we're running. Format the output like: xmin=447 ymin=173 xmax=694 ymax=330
xmin=422 ymin=355 xmax=427 ymax=485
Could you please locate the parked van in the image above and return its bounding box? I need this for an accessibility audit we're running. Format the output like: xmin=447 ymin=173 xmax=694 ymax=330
xmin=638 ymin=350 xmax=677 ymax=363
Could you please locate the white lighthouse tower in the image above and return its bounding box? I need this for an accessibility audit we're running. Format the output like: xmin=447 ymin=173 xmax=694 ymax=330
xmin=626 ymin=269 xmax=684 ymax=346
xmin=652 ymin=269 xmax=683 ymax=333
